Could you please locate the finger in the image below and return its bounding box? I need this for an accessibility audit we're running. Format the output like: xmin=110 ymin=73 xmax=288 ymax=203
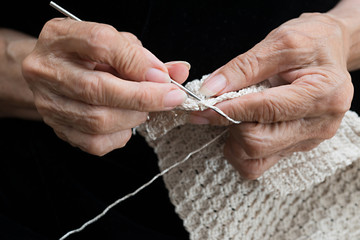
xmin=165 ymin=61 xmax=191 ymax=84
xmin=54 ymin=126 xmax=132 ymax=156
xmin=193 ymin=74 xmax=351 ymax=124
xmin=193 ymin=84 xmax=312 ymax=124
xmin=268 ymin=75 xmax=288 ymax=87
xmin=242 ymin=138 xmax=322 ymax=179
xmin=225 ymin=117 xmax=338 ymax=161
xmin=119 ymin=31 xmax=143 ymax=46
xmin=40 ymin=96 xmax=148 ymax=135
xmin=224 ymin=126 xmax=323 ymax=179
xmin=280 ymin=138 xmax=322 ymax=155
xmin=226 ymin=121 xmax=304 ymax=160
xmin=225 ymin=139 xmax=320 ymax=180
xmin=198 ymin=37 xmax=288 ymax=97
xmin=38 ymin=18 xmax=171 ymax=83
xmin=93 ymin=63 xmax=121 ymax=77
xmin=224 ymin=142 xmax=281 ymax=180
xmin=33 ymin=61 xmax=187 ymax=111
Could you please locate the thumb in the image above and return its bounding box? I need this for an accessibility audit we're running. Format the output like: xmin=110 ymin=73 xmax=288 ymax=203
xmin=199 ymin=41 xmax=285 ymax=97
xmin=104 ymin=37 xmax=172 ymax=83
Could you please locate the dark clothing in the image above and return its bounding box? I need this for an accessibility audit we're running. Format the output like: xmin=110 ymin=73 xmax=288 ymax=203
xmin=1 ymin=0 xmax=359 ymax=239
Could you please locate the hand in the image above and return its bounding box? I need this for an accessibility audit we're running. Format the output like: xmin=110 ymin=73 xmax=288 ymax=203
xmin=22 ymin=18 xmax=189 ymax=156
xmin=191 ymin=13 xmax=355 ymax=179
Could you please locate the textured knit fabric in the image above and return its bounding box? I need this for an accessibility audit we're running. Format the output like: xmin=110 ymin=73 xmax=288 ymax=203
xmin=138 ymin=75 xmax=360 ymax=240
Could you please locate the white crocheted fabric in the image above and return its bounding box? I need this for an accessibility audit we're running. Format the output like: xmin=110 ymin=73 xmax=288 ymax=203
xmin=138 ymin=75 xmax=360 ymax=240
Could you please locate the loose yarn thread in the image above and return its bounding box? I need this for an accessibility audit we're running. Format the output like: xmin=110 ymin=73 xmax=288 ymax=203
xmin=59 ymin=129 xmax=229 ymax=240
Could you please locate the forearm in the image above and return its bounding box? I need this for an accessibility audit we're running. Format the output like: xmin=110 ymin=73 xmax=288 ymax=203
xmin=328 ymin=0 xmax=360 ymax=71
xmin=0 ymin=28 xmax=41 ymax=120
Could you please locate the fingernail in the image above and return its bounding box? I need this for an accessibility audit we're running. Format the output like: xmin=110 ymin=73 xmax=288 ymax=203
xmin=166 ymin=61 xmax=191 ymax=70
xmin=199 ymin=74 xmax=227 ymax=97
xmin=146 ymin=68 xmax=171 ymax=83
xmin=164 ymin=89 xmax=187 ymax=108
xmin=189 ymin=115 xmax=210 ymax=125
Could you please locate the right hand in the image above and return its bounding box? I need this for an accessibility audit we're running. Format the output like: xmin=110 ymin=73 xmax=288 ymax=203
xmin=22 ymin=18 xmax=189 ymax=156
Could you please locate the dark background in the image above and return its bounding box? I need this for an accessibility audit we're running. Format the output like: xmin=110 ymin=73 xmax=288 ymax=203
xmin=1 ymin=0 xmax=359 ymax=239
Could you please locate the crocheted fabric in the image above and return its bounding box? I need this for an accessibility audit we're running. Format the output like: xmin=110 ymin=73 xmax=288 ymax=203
xmin=138 ymin=75 xmax=360 ymax=240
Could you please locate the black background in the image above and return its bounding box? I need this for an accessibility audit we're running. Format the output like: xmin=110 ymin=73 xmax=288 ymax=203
xmin=1 ymin=0 xmax=359 ymax=239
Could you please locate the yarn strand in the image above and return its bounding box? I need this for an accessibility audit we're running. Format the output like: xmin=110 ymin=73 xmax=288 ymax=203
xmin=59 ymin=129 xmax=228 ymax=240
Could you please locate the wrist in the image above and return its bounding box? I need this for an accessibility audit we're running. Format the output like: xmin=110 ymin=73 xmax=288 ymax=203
xmin=0 ymin=29 xmax=41 ymax=120
xmin=327 ymin=0 xmax=360 ymax=71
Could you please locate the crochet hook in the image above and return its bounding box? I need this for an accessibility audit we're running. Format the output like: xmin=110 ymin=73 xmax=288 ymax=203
xmin=49 ymin=1 xmax=241 ymax=124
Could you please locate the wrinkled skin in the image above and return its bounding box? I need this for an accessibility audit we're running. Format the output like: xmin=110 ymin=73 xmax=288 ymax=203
xmin=22 ymin=18 xmax=190 ymax=156
xmin=191 ymin=13 xmax=356 ymax=179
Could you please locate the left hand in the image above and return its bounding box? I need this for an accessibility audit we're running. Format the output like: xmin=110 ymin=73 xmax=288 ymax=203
xmin=190 ymin=13 xmax=354 ymax=179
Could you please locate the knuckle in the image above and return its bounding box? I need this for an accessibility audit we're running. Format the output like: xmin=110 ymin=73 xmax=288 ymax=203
xmin=119 ymin=130 xmax=132 ymax=148
xmin=136 ymin=89 xmax=152 ymax=110
xmin=259 ymin=93 xmax=283 ymax=122
xmin=38 ymin=18 xmax=74 ymax=46
xmin=224 ymin=137 xmax=266 ymax=179
xmin=321 ymin=120 xmax=342 ymax=140
xmin=229 ymin=51 xmax=259 ymax=84
xmin=83 ymin=130 xmax=132 ymax=156
xmin=117 ymin=45 xmax=145 ymax=77
xmin=242 ymin=141 xmax=263 ymax=159
xmin=120 ymin=32 xmax=142 ymax=46
xmin=79 ymin=72 xmax=105 ymax=104
xmin=310 ymin=116 xmax=342 ymax=141
xmin=132 ymin=84 xmax=156 ymax=111
xmin=86 ymin=108 xmax=110 ymax=134
xmin=39 ymin=18 xmax=62 ymax=39
xmin=22 ymin=54 xmax=42 ymax=81
xmin=239 ymin=160 xmax=265 ymax=180
xmin=84 ymin=136 xmax=108 ymax=156
xmin=88 ymin=24 xmax=117 ymax=48
xmin=297 ymin=140 xmax=321 ymax=152
xmin=240 ymin=126 xmax=266 ymax=159
xmin=329 ymin=76 xmax=354 ymax=115
xmin=224 ymin=140 xmax=245 ymax=162
xmin=86 ymin=24 xmax=118 ymax=58
xmin=273 ymin=25 xmax=304 ymax=49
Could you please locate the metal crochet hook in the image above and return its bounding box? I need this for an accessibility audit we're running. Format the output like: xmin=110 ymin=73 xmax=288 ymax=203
xmin=170 ymin=80 xmax=240 ymax=123
xmin=49 ymin=1 xmax=241 ymax=124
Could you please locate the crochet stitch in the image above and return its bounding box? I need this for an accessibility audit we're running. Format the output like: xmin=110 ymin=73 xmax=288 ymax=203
xmin=139 ymin=75 xmax=360 ymax=240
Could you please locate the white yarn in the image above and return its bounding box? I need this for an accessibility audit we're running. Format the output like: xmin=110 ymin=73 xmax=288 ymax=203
xmin=58 ymin=129 xmax=229 ymax=240
xmin=138 ymin=74 xmax=360 ymax=240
